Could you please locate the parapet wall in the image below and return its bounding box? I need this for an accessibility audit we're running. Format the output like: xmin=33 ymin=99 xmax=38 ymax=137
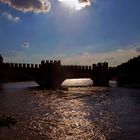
xmin=62 ymin=62 xmax=108 ymax=71
xmin=0 ymin=60 xmax=109 ymax=72
xmin=41 ymin=60 xmax=61 ymax=66
xmin=0 ymin=63 xmax=40 ymax=69
xmin=62 ymin=65 xmax=92 ymax=70
xmin=93 ymin=62 xmax=109 ymax=71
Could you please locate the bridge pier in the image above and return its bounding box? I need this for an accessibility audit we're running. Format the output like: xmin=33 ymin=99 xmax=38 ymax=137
xmin=92 ymin=62 xmax=110 ymax=87
xmin=93 ymin=78 xmax=109 ymax=86
xmin=37 ymin=78 xmax=64 ymax=89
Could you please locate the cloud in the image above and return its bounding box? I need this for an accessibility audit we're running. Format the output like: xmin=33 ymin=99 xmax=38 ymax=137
xmin=2 ymin=45 xmax=140 ymax=67
xmin=135 ymin=47 xmax=140 ymax=52
xmin=55 ymin=47 xmax=140 ymax=66
xmin=2 ymin=49 xmax=45 ymax=64
xmin=0 ymin=0 xmax=51 ymax=13
xmin=22 ymin=42 xmax=30 ymax=48
xmin=2 ymin=12 xmax=20 ymax=22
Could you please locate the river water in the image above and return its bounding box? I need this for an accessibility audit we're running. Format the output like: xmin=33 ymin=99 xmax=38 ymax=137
xmin=0 ymin=81 xmax=140 ymax=140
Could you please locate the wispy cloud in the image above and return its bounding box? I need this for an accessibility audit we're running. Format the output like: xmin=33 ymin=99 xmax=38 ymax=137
xmin=135 ymin=47 xmax=140 ymax=52
xmin=2 ymin=11 xmax=20 ymax=22
xmin=55 ymin=47 xmax=140 ymax=66
xmin=2 ymin=45 xmax=140 ymax=66
xmin=3 ymin=50 xmax=42 ymax=63
xmin=0 ymin=0 xmax=51 ymax=13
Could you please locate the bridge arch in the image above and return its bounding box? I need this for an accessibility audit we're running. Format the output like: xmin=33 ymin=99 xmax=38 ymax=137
xmin=61 ymin=78 xmax=93 ymax=87
xmin=0 ymin=69 xmax=39 ymax=86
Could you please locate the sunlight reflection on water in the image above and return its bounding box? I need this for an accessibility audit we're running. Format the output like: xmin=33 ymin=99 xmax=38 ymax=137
xmin=61 ymin=78 xmax=93 ymax=87
xmin=0 ymin=81 xmax=140 ymax=140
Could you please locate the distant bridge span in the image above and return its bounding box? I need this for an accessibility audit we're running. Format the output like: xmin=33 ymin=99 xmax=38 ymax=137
xmin=0 ymin=60 xmax=113 ymax=89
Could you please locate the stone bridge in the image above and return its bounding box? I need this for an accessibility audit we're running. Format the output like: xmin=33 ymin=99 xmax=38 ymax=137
xmin=0 ymin=60 xmax=113 ymax=89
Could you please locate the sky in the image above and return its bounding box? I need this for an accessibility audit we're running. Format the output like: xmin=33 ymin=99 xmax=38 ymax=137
xmin=0 ymin=0 xmax=140 ymax=66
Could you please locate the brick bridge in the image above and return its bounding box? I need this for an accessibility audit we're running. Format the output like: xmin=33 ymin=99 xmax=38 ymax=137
xmin=0 ymin=60 xmax=113 ymax=89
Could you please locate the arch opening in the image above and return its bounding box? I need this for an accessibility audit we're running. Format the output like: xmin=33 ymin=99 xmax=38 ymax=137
xmin=61 ymin=78 xmax=93 ymax=87
xmin=0 ymin=70 xmax=39 ymax=87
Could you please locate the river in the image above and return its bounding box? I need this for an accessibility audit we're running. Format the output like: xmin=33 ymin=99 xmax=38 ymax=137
xmin=0 ymin=81 xmax=140 ymax=140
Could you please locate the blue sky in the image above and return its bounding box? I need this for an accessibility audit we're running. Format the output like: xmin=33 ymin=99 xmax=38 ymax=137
xmin=0 ymin=0 xmax=140 ymax=66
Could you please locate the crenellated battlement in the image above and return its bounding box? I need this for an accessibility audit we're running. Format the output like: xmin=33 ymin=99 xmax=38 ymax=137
xmin=62 ymin=65 xmax=92 ymax=70
xmin=0 ymin=61 xmax=109 ymax=71
xmin=61 ymin=62 xmax=108 ymax=71
xmin=92 ymin=62 xmax=108 ymax=71
xmin=41 ymin=60 xmax=61 ymax=66
xmin=0 ymin=62 xmax=40 ymax=69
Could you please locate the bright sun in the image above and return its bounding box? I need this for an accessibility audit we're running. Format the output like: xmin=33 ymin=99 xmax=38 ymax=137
xmin=57 ymin=0 xmax=91 ymax=10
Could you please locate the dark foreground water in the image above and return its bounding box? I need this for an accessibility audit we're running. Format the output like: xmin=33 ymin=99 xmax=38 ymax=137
xmin=0 ymin=81 xmax=140 ymax=140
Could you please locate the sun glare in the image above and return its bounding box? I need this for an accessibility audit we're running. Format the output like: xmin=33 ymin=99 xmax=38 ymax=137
xmin=58 ymin=0 xmax=91 ymax=10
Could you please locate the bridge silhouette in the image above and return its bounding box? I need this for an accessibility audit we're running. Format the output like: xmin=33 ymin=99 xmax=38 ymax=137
xmin=0 ymin=60 xmax=112 ymax=89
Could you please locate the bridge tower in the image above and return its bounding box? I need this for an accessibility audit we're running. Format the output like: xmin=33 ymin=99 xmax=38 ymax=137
xmin=38 ymin=60 xmax=63 ymax=89
xmin=92 ymin=62 xmax=110 ymax=86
